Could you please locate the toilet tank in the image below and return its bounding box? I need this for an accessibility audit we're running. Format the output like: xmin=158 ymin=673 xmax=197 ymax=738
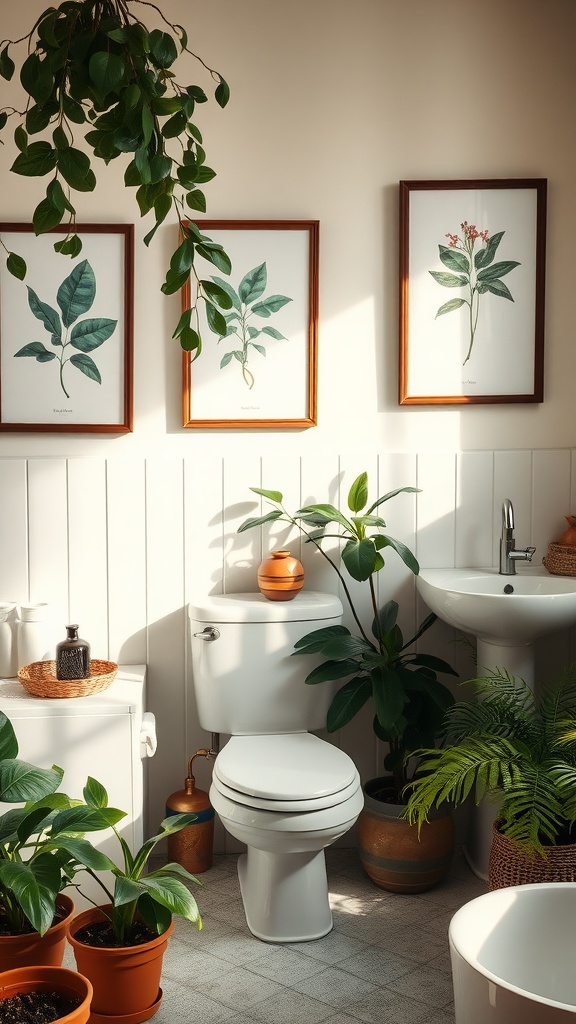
xmin=188 ymin=592 xmax=343 ymax=734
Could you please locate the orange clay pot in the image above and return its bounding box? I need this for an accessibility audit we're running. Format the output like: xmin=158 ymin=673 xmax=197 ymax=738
xmin=257 ymin=550 xmax=304 ymax=601
xmin=0 ymin=894 xmax=75 ymax=970
xmin=67 ymin=906 xmax=173 ymax=1023
xmin=0 ymin=966 xmax=92 ymax=1024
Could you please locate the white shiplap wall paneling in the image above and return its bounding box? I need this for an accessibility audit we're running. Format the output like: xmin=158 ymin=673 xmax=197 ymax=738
xmin=184 ymin=454 xmax=223 ymax=601
xmin=376 ymin=453 xmax=418 ymax=637
xmin=532 ymin=449 xmax=572 ymax=558
xmin=4 ymin=450 xmax=576 ymax=852
xmin=299 ymin=454 xmax=342 ymax=596
xmin=67 ymin=459 xmax=108 ymax=659
xmin=182 ymin=455 xmax=224 ymax=847
xmin=0 ymin=460 xmax=28 ymax=603
xmin=493 ymin=451 xmax=533 ymax=568
xmin=570 ymin=452 xmax=576 ymax=515
xmin=145 ymin=457 xmax=186 ymax=832
xmin=222 ymin=453 xmax=263 ymax=594
xmin=415 ymin=453 xmax=457 ymax=568
xmin=455 ymin=451 xmax=494 ymax=568
xmin=27 ymin=459 xmax=69 ymax=648
xmin=106 ymin=459 xmax=147 ymax=664
xmin=260 ymin=454 xmax=303 ymax=565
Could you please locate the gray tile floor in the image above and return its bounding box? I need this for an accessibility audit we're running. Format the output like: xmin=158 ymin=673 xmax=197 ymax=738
xmin=65 ymin=847 xmax=486 ymax=1023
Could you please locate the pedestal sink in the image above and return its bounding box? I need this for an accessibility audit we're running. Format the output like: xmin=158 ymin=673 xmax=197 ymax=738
xmin=417 ymin=565 xmax=576 ymax=685
xmin=416 ymin=564 xmax=576 ymax=881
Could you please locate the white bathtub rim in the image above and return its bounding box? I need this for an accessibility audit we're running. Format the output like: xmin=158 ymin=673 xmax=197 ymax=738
xmin=449 ymin=882 xmax=576 ymax=1014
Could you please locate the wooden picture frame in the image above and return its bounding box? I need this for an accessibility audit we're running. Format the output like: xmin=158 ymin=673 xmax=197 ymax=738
xmin=182 ymin=220 xmax=318 ymax=428
xmin=0 ymin=223 xmax=133 ymax=433
xmin=399 ymin=179 xmax=547 ymax=405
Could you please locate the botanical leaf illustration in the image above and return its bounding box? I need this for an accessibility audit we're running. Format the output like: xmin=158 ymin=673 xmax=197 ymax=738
xmin=70 ymin=318 xmax=117 ymax=351
xmin=27 ymin=288 xmax=62 ymax=344
xmin=70 ymin=353 xmax=101 ymax=383
xmin=57 ymin=259 xmax=96 ymax=327
xmin=14 ymin=342 xmax=56 ymax=363
xmin=14 ymin=260 xmax=116 ymax=397
xmin=207 ymin=264 xmax=292 ymax=388
xmin=429 ymin=222 xmax=521 ymax=365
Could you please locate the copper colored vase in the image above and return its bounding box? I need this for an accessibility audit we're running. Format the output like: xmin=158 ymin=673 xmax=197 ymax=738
xmin=257 ymin=550 xmax=304 ymax=601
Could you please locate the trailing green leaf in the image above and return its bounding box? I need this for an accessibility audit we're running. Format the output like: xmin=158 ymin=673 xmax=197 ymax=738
xmin=0 ymin=1 xmax=231 ymax=354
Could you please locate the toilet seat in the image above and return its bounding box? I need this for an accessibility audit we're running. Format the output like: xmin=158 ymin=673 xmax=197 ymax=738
xmin=213 ymin=733 xmax=360 ymax=811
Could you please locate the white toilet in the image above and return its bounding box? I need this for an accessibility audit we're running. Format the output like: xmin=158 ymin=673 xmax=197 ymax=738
xmin=188 ymin=591 xmax=363 ymax=943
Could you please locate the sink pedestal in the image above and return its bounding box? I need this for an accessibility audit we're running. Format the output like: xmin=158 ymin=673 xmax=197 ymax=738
xmin=476 ymin=639 xmax=535 ymax=689
xmin=465 ymin=640 xmax=535 ymax=880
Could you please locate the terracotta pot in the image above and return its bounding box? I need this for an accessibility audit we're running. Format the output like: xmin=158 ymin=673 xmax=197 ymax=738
xmin=67 ymin=906 xmax=173 ymax=1023
xmin=0 ymin=965 xmax=92 ymax=1024
xmin=489 ymin=821 xmax=576 ymax=890
xmin=0 ymin=893 xmax=75 ymax=969
xmin=357 ymin=777 xmax=455 ymax=893
xmin=257 ymin=550 xmax=304 ymax=601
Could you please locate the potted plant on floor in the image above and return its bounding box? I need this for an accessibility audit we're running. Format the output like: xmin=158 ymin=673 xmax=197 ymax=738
xmin=0 ymin=966 xmax=92 ymax=1024
xmin=66 ymin=777 xmax=202 ymax=1024
xmin=238 ymin=471 xmax=458 ymax=892
xmin=404 ymin=666 xmax=576 ymax=889
xmin=0 ymin=710 xmax=124 ymax=968
xmin=0 ymin=1 xmax=231 ymax=355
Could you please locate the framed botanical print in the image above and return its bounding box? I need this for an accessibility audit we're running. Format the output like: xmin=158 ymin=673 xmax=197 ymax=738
xmin=0 ymin=223 xmax=133 ymax=432
xmin=399 ymin=179 xmax=547 ymax=405
xmin=182 ymin=220 xmax=318 ymax=428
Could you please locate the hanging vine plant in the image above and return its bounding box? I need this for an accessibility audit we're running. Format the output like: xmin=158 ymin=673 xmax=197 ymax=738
xmin=0 ymin=0 xmax=232 ymax=355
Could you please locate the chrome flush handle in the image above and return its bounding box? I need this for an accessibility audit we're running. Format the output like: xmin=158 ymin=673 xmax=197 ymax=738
xmin=192 ymin=626 xmax=220 ymax=642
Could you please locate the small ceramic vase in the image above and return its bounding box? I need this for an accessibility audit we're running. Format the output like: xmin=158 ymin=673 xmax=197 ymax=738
xmin=257 ymin=550 xmax=304 ymax=601
xmin=17 ymin=602 xmax=51 ymax=668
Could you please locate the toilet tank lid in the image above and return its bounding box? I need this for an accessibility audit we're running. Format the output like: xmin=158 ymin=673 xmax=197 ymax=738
xmin=188 ymin=591 xmax=343 ymax=623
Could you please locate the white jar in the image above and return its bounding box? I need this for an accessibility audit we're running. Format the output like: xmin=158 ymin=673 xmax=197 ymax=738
xmin=17 ymin=602 xmax=51 ymax=668
xmin=0 ymin=602 xmax=17 ymax=677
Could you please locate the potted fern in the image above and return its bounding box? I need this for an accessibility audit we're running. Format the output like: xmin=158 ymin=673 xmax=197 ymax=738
xmin=404 ymin=666 xmax=576 ymax=890
xmin=239 ymin=471 xmax=458 ymax=892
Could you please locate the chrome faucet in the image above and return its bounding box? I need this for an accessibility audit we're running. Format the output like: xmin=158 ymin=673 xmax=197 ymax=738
xmin=499 ymin=498 xmax=536 ymax=575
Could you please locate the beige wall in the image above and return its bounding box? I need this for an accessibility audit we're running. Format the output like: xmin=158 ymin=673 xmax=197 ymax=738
xmin=1 ymin=0 xmax=575 ymax=457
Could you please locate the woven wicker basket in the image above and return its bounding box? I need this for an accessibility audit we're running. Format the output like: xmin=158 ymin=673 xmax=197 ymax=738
xmin=18 ymin=659 xmax=118 ymax=699
xmin=489 ymin=821 xmax=576 ymax=890
xmin=542 ymin=542 xmax=576 ymax=577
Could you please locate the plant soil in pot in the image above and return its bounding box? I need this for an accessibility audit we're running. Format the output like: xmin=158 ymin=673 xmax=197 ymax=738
xmin=0 ymin=966 xmax=92 ymax=1024
xmin=67 ymin=907 xmax=173 ymax=1023
xmin=0 ymin=895 xmax=75 ymax=971
xmin=357 ymin=777 xmax=455 ymax=893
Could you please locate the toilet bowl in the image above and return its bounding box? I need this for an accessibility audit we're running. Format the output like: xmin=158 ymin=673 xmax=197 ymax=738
xmin=209 ymin=733 xmax=363 ymax=942
xmin=189 ymin=592 xmax=363 ymax=942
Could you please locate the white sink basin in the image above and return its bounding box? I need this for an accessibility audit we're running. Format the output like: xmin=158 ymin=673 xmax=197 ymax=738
xmin=417 ymin=566 xmax=576 ymax=644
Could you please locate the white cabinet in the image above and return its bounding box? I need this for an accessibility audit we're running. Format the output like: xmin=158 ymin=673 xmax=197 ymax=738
xmin=0 ymin=665 xmax=154 ymax=909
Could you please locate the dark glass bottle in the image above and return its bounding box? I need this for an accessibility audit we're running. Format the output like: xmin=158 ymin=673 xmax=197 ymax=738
xmin=56 ymin=624 xmax=91 ymax=680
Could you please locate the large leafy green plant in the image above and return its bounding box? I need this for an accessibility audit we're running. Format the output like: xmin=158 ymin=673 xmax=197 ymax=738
xmin=238 ymin=472 xmax=457 ymax=798
xmin=404 ymin=667 xmax=576 ymax=852
xmin=0 ymin=0 xmax=232 ymax=355
xmin=0 ymin=710 xmax=123 ymax=936
xmin=73 ymin=779 xmax=201 ymax=943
